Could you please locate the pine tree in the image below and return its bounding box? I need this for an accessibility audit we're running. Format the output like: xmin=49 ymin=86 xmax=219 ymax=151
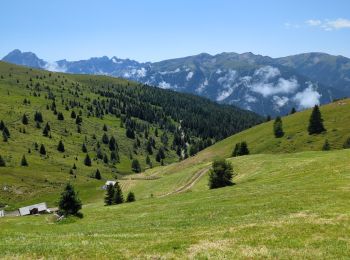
xmin=3 ymin=126 xmax=10 ymax=138
xmin=232 ymin=143 xmax=241 ymax=157
xmin=131 ymin=159 xmax=141 ymax=173
xmin=58 ymin=183 xmax=82 ymax=216
xmin=308 ymin=105 xmax=326 ymax=135
xmin=34 ymin=111 xmax=43 ymax=123
xmin=239 ymin=141 xmax=250 ymax=156
xmin=82 ymin=143 xmax=87 ymax=153
xmin=71 ymin=110 xmax=77 ymax=118
xmin=290 ymin=107 xmax=296 ymax=114
xmin=0 ymin=155 xmax=6 ymax=167
xmin=21 ymin=155 xmax=28 ymax=166
xmin=22 ymin=114 xmax=29 ymax=125
xmin=208 ymin=159 xmax=234 ymax=189
xmin=57 ymin=112 xmax=64 ymax=120
xmin=95 ymin=169 xmax=101 ymax=180
xmin=113 ymin=182 xmax=124 ymax=204
xmin=102 ymin=133 xmax=109 ymax=144
xmin=104 ymin=184 xmax=115 ymax=206
xmin=84 ymin=154 xmax=92 ymax=166
xmin=273 ymin=116 xmax=284 ymax=138
xmin=40 ymin=144 xmax=46 ymax=155
xmin=57 ymin=140 xmax=65 ymax=152
xmin=126 ymin=191 xmax=135 ymax=202
xmin=103 ymin=124 xmax=108 ymax=131
xmin=0 ymin=120 xmax=4 ymax=130
xmin=322 ymin=139 xmax=330 ymax=151
xmin=42 ymin=123 xmax=50 ymax=136
xmin=109 ymin=136 xmax=116 ymax=151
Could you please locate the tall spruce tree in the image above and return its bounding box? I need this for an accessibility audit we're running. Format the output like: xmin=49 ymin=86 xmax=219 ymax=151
xmin=104 ymin=184 xmax=115 ymax=206
xmin=84 ymin=154 xmax=92 ymax=166
xmin=58 ymin=183 xmax=82 ymax=216
xmin=239 ymin=141 xmax=250 ymax=156
xmin=273 ymin=116 xmax=284 ymax=138
xmin=40 ymin=144 xmax=46 ymax=155
xmin=57 ymin=140 xmax=65 ymax=152
xmin=22 ymin=114 xmax=29 ymax=125
xmin=126 ymin=191 xmax=135 ymax=202
xmin=308 ymin=105 xmax=326 ymax=135
xmin=21 ymin=155 xmax=28 ymax=166
xmin=113 ymin=182 xmax=124 ymax=204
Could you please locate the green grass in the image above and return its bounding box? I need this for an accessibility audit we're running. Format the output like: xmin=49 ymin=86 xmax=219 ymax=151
xmin=1 ymin=149 xmax=350 ymax=258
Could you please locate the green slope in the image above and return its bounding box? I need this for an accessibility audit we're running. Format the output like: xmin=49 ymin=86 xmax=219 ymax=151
xmin=1 ymin=149 xmax=350 ymax=258
xmin=140 ymin=98 xmax=350 ymax=185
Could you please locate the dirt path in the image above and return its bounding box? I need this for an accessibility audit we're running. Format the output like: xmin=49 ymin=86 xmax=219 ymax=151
xmin=160 ymin=167 xmax=209 ymax=197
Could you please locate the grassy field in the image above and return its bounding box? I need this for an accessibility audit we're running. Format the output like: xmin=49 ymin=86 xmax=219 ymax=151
xmin=1 ymin=149 xmax=349 ymax=258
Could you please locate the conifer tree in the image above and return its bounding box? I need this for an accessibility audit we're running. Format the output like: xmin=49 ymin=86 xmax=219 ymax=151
xmin=273 ymin=116 xmax=284 ymax=138
xmin=208 ymin=159 xmax=234 ymax=189
xmin=95 ymin=169 xmax=101 ymax=180
xmin=308 ymin=105 xmax=326 ymax=135
xmin=84 ymin=154 xmax=92 ymax=166
xmin=239 ymin=141 xmax=250 ymax=156
xmin=109 ymin=136 xmax=116 ymax=151
xmin=40 ymin=144 xmax=46 ymax=155
xmin=57 ymin=112 xmax=64 ymax=120
xmin=3 ymin=126 xmax=10 ymax=138
xmin=131 ymin=159 xmax=141 ymax=173
xmin=102 ymin=133 xmax=109 ymax=144
xmin=104 ymin=184 xmax=115 ymax=206
xmin=82 ymin=143 xmax=87 ymax=153
xmin=71 ymin=110 xmax=76 ymax=119
xmin=232 ymin=143 xmax=241 ymax=157
xmin=0 ymin=155 xmax=6 ymax=167
xmin=21 ymin=155 xmax=28 ymax=166
xmin=290 ymin=107 xmax=296 ymax=114
xmin=57 ymin=140 xmax=65 ymax=152
xmin=103 ymin=124 xmax=108 ymax=131
xmin=113 ymin=182 xmax=124 ymax=204
xmin=58 ymin=183 xmax=82 ymax=216
xmin=22 ymin=114 xmax=29 ymax=125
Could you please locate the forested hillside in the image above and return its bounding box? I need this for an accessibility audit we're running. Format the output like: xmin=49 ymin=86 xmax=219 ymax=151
xmin=0 ymin=61 xmax=261 ymax=208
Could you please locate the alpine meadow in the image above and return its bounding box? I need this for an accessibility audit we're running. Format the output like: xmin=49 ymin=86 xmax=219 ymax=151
xmin=1 ymin=1 xmax=350 ymax=259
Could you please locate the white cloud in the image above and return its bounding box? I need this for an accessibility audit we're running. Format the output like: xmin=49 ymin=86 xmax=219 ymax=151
xmin=293 ymin=84 xmax=321 ymax=109
xmin=306 ymin=19 xmax=322 ymax=26
xmin=158 ymin=81 xmax=172 ymax=89
xmin=136 ymin=68 xmax=147 ymax=78
xmin=306 ymin=18 xmax=350 ymax=31
xmin=245 ymin=94 xmax=257 ymax=103
xmin=273 ymin=96 xmax=289 ymax=109
xmin=249 ymin=66 xmax=299 ymax=97
xmin=44 ymin=62 xmax=66 ymax=72
xmin=216 ymin=70 xmax=238 ymax=101
xmin=254 ymin=66 xmax=280 ymax=81
xmin=186 ymin=71 xmax=194 ymax=81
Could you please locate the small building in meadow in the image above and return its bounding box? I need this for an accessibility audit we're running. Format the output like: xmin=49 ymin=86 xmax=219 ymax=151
xmin=18 ymin=202 xmax=48 ymax=216
xmin=0 ymin=210 xmax=4 ymax=218
xmin=103 ymin=180 xmax=117 ymax=190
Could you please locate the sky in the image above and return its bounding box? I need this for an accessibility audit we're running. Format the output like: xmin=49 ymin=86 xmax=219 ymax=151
xmin=1 ymin=0 xmax=350 ymax=62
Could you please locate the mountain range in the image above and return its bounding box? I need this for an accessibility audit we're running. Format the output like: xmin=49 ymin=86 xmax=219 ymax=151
xmin=3 ymin=49 xmax=350 ymax=116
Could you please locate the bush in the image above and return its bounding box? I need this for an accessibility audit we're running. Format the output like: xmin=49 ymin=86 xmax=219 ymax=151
xmin=126 ymin=192 xmax=136 ymax=202
xmin=0 ymin=155 xmax=6 ymax=167
xmin=208 ymin=159 xmax=234 ymax=189
xmin=343 ymin=137 xmax=350 ymax=149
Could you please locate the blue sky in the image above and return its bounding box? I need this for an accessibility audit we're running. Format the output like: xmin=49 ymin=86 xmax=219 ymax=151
xmin=1 ymin=0 xmax=350 ymax=62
